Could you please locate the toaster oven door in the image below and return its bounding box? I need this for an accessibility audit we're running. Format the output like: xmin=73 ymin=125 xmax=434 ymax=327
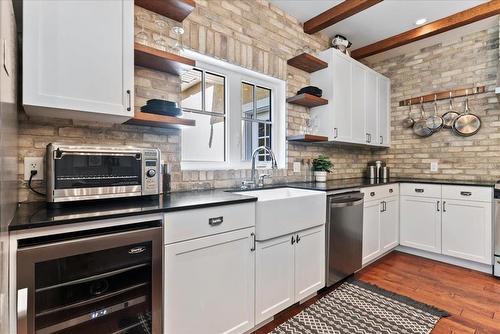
xmin=49 ymin=151 xmax=143 ymax=201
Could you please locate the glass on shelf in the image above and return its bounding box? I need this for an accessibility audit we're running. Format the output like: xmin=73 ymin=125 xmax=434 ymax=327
xmin=153 ymin=18 xmax=169 ymax=48
xmin=135 ymin=13 xmax=149 ymax=44
xmin=172 ymin=25 xmax=185 ymax=54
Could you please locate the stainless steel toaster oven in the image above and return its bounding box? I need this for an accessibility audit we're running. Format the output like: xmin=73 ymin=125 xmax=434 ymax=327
xmin=46 ymin=143 xmax=161 ymax=203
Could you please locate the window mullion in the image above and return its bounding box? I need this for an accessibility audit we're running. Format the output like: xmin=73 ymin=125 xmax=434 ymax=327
xmin=201 ymin=70 xmax=206 ymax=113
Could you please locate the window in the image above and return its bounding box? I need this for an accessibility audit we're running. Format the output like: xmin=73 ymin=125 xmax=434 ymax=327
xmin=181 ymin=69 xmax=226 ymax=162
xmin=180 ymin=50 xmax=286 ymax=170
xmin=241 ymin=83 xmax=272 ymax=162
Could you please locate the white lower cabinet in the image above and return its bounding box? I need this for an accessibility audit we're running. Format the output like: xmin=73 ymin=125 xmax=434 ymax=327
xmin=400 ymin=196 xmax=442 ymax=253
xmin=441 ymin=199 xmax=492 ymax=264
xmin=362 ymin=200 xmax=381 ymax=265
xmin=381 ymin=196 xmax=399 ymax=252
xmin=165 ymin=227 xmax=255 ymax=334
xmin=255 ymin=225 xmax=325 ymax=324
xmin=294 ymin=226 xmax=326 ymax=301
xmin=255 ymin=234 xmax=294 ymax=324
xmin=362 ymin=186 xmax=399 ymax=266
xmin=400 ymin=184 xmax=493 ymax=265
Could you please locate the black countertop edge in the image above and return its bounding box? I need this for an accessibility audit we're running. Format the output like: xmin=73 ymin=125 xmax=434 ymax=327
xmin=9 ymin=190 xmax=257 ymax=232
xmin=9 ymin=177 xmax=495 ymax=232
xmin=284 ymin=178 xmax=495 ymax=192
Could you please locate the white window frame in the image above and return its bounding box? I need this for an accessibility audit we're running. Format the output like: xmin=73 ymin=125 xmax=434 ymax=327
xmin=180 ymin=49 xmax=286 ymax=171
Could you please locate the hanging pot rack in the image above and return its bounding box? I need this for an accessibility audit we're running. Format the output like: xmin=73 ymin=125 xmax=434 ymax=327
xmin=398 ymin=85 xmax=486 ymax=107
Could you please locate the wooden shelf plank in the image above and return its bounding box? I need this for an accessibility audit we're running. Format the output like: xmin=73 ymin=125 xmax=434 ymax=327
xmin=134 ymin=43 xmax=195 ymax=75
xmin=287 ymin=53 xmax=328 ymax=73
xmin=398 ymin=86 xmax=486 ymax=107
xmin=135 ymin=0 xmax=195 ymax=22
xmin=286 ymin=93 xmax=328 ymax=108
xmin=126 ymin=111 xmax=196 ymax=128
xmin=287 ymin=134 xmax=328 ymax=142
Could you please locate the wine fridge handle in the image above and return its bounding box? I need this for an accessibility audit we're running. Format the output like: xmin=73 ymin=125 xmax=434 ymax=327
xmin=17 ymin=288 xmax=28 ymax=334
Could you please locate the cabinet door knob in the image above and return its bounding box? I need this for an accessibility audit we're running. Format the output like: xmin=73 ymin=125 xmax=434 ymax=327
xmin=389 ymin=188 xmax=393 ymax=193
xmin=370 ymin=192 xmax=375 ymax=197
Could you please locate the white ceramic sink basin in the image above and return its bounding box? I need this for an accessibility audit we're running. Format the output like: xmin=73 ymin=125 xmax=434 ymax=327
xmin=235 ymin=187 xmax=326 ymax=240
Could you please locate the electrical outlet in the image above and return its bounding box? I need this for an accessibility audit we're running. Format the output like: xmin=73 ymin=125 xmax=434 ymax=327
xmin=293 ymin=162 xmax=301 ymax=173
xmin=430 ymin=161 xmax=439 ymax=172
xmin=24 ymin=157 xmax=44 ymax=181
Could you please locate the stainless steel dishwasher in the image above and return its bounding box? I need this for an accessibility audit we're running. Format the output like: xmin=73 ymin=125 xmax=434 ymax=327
xmin=326 ymin=191 xmax=364 ymax=286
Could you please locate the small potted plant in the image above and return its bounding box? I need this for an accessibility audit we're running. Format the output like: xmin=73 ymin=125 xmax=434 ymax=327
xmin=312 ymin=155 xmax=333 ymax=182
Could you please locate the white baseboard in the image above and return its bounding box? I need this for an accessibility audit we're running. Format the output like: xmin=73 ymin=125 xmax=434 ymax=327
xmin=396 ymin=246 xmax=493 ymax=274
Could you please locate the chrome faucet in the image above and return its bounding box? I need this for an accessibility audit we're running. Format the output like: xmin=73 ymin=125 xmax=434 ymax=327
xmin=241 ymin=146 xmax=278 ymax=189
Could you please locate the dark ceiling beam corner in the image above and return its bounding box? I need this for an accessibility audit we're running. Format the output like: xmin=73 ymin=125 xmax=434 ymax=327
xmin=303 ymin=0 xmax=383 ymax=35
xmin=351 ymin=0 xmax=500 ymax=59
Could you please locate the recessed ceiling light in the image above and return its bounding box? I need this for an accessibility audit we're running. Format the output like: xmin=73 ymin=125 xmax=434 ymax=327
xmin=415 ymin=18 xmax=427 ymax=26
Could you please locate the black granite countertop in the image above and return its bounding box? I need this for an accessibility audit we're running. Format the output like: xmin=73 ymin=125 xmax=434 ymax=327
xmin=9 ymin=177 xmax=495 ymax=231
xmin=286 ymin=177 xmax=495 ymax=192
xmin=9 ymin=190 xmax=257 ymax=231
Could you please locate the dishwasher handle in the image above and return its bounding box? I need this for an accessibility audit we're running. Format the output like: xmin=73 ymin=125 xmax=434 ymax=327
xmin=328 ymin=193 xmax=364 ymax=208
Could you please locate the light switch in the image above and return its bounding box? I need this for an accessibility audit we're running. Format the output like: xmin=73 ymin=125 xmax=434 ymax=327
xmin=293 ymin=162 xmax=301 ymax=173
xmin=430 ymin=161 xmax=439 ymax=172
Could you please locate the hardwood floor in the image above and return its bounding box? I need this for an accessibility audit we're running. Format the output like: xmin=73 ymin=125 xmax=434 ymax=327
xmin=252 ymin=251 xmax=500 ymax=334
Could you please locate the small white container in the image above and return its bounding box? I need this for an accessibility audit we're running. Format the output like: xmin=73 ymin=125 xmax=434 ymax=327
xmin=314 ymin=171 xmax=328 ymax=182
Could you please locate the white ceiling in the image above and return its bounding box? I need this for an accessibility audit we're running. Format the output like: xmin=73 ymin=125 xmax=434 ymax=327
xmin=269 ymin=0 xmax=489 ymax=49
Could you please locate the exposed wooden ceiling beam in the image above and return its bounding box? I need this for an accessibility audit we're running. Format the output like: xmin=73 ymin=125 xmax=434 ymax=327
xmin=351 ymin=0 xmax=500 ymax=59
xmin=304 ymin=0 xmax=383 ymax=34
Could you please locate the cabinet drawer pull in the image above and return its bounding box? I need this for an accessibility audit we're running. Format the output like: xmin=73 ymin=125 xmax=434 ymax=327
xmin=436 ymin=200 xmax=440 ymax=212
xmin=296 ymin=234 xmax=301 ymax=243
xmin=380 ymin=136 xmax=383 ymax=144
xmin=126 ymin=89 xmax=131 ymax=111
xmin=334 ymin=128 xmax=338 ymax=139
xmin=443 ymin=201 xmax=447 ymax=212
xmin=250 ymin=233 xmax=255 ymax=251
xmin=370 ymin=192 xmax=375 ymax=197
xmin=291 ymin=236 xmax=295 ymax=245
xmin=415 ymin=188 xmax=424 ymax=193
xmin=208 ymin=216 xmax=223 ymax=226
xmin=460 ymin=191 xmax=472 ymax=196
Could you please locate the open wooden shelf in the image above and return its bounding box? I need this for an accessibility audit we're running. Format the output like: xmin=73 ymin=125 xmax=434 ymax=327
xmin=287 ymin=134 xmax=328 ymax=142
xmin=286 ymin=93 xmax=328 ymax=108
xmin=134 ymin=43 xmax=195 ymax=75
xmin=126 ymin=111 xmax=196 ymax=128
xmin=135 ymin=0 xmax=195 ymax=22
xmin=287 ymin=53 xmax=328 ymax=73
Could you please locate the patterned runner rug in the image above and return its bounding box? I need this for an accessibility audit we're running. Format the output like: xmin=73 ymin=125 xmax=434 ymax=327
xmin=270 ymin=278 xmax=449 ymax=334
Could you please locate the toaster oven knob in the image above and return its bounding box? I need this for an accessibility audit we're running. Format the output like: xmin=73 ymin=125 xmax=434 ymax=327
xmin=146 ymin=169 xmax=156 ymax=177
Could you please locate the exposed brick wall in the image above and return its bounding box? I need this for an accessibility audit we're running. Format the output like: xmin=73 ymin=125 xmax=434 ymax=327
xmin=20 ymin=1 xmax=499 ymax=203
xmin=365 ymin=25 xmax=500 ymax=182
xmin=19 ymin=0 xmax=373 ymax=202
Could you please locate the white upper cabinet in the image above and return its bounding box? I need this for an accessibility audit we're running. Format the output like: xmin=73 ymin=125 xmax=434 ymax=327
xmin=378 ymin=76 xmax=391 ymax=146
xmin=351 ymin=62 xmax=366 ymax=144
xmin=311 ymin=48 xmax=391 ymax=147
xmin=364 ymin=70 xmax=378 ymax=145
xmin=23 ymin=0 xmax=134 ymax=123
